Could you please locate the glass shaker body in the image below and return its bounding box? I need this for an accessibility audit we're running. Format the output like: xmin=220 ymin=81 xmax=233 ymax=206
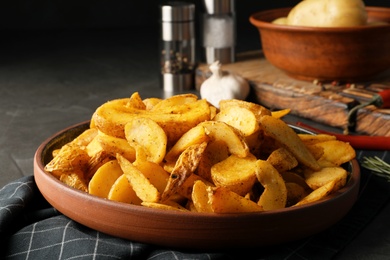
xmin=160 ymin=2 xmax=195 ymax=92
xmin=202 ymin=0 xmax=236 ymax=64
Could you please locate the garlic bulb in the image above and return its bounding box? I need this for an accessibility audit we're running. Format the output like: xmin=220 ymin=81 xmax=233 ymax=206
xmin=200 ymin=61 xmax=250 ymax=108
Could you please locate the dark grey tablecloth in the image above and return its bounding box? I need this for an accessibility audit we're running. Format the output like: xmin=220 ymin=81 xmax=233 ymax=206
xmin=1 ymin=150 xmax=389 ymax=260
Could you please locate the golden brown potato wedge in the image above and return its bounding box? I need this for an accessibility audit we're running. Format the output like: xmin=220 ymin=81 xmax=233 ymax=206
xmin=72 ymin=127 xmax=98 ymax=147
xmin=219 ymin=99 xmax=272 ymax=121
xmin=44 ymin=144 xmax=90 ymax=178
xmin=124 ymin=117 xmax=167 ymax=164
xmin=191 ymin=180 xmax=214 ymax=213
xmin=294 ymin=180 xmax=336 ymax=207
xmin=315 ymin=140 xmax=356 ymax=166
xmin=285 ymin=182 xmax=308 ymax=207
xmin=108 ymin=174 xmax=142 ymax=205
xmin=59 ymin=171 xmax=88 ymax=192
xmin=255 ymin=160 xmax=287 ymax=211
xmin=304 ymin=144 xmax=325 ymax=161
xmin=177 ymin=174 xmax=212 ymax=200
xmin=117 ymin=153 xmax=160 ymax=203
xmin=209 ymin=186 xmax=263 ymax=213
xmin=161 ymin=142 xmax=207 ymax=201
xmin=127 ymin=92 xmax=146 ymax=110
xmin=165 ymin=124 xmax=210 ymax=163
xmin=85 ymin=135 xmax=104 ymax=157
xmin=259 ymin=115 xmax=320 ymax=171
xmin=281 ymin=171 xmax=311 ymax=191
xmin=150 ymin=93 xmax=198 ymax=113
xmin=141 ymin=201 xmax=188 ymax=212
xmin=214 ymin=106 xmax=259 ymax=137
xmin=89 ymin=160 xmax=124 ymax=199
xmin=271 ymin=108 xmax=291 ymax=119
xmin=298 ymin=134 xmax=336 ymax=145
xmin=267 ymin=147 xmax=298 ymax=173
xmin=95 ymin=130 xmax=136 ymax=162
xmin=199 ymin=121 xmax=249 ymax=158
xmin=196 ymin=140 xmax=230 ymax=183
xmin=142 ymin=97 xmax=162 ymax=110
xmin=92 ymin=97 xmax=211 ymax=144
xmin=304 ymin=166 xmax=348 ymax=191
xmin=211 ymin=154 xmax=257 ymax=196
xmin=134 ymin=160 xmax=169 ymax=193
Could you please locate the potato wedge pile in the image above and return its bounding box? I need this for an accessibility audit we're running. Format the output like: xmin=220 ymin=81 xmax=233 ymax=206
xmin=44 ymin=92 xmax=356 ymax=213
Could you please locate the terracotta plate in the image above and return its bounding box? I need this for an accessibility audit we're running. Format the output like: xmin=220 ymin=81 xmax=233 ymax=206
xmin=34 ymin=121 xmax=360 ymax=249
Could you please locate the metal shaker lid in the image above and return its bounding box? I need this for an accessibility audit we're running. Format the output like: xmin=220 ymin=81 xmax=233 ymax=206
xmin=203 ymin=0 xmax=234 ymax=15
xmin=161 ymin=2 xmax=195 ymax=22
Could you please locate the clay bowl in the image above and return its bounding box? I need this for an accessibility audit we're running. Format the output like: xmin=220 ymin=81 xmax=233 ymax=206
xmin=34 ymin=121 xmax=360 ymax=249
xmin=249 ymin=7 xmax=390 ymax=81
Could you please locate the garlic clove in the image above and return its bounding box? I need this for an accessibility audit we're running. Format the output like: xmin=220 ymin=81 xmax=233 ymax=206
xmin=200 ymin=61 xmax=250 ymax=108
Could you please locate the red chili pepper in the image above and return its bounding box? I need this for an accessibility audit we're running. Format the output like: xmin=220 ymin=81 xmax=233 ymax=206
xmin=296 ymin=122 xmax=390 ymax=150
xmin=378 ymin=89 xmax=390 ymax=108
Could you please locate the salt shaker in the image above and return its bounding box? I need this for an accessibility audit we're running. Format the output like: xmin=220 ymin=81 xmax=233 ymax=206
xmin=202 ymin=0 xmax=235 ymax=64
xmin=160 ymin=2 xmax=196 ymax=92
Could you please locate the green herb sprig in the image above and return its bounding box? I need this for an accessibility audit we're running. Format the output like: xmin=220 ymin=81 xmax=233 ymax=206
xmin=361 ymin=156 xmax=390 ymax=181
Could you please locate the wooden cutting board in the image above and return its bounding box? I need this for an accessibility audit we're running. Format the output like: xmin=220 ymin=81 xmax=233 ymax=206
xmin=195 ymin=51 xmax=390 ymax=137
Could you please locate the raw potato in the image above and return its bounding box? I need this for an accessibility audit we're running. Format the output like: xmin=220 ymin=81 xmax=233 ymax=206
xmin=255 ymin=160 xmax=287 ymax=211
xmin=272 ymin=17 xmax=288 ymax=25
xmin=211 ymin=154 xmax=258 ymax=196
xmin=125 ymin=117 xmax=167 ymax=164
xmin=286 ymin=0 xmax=367 ymax=27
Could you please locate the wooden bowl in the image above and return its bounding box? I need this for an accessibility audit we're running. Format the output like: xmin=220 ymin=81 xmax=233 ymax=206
xmin=34 ymin=121 xmax=360 ymax=249
xmin=249 ymin=7 xmax=390 ymax=81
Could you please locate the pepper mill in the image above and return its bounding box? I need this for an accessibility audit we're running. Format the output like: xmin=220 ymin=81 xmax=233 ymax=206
xmin=202 ymin=0 xmax=236 ymax=64
xmin=160 ymin=2 xmax=196 ymax=92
